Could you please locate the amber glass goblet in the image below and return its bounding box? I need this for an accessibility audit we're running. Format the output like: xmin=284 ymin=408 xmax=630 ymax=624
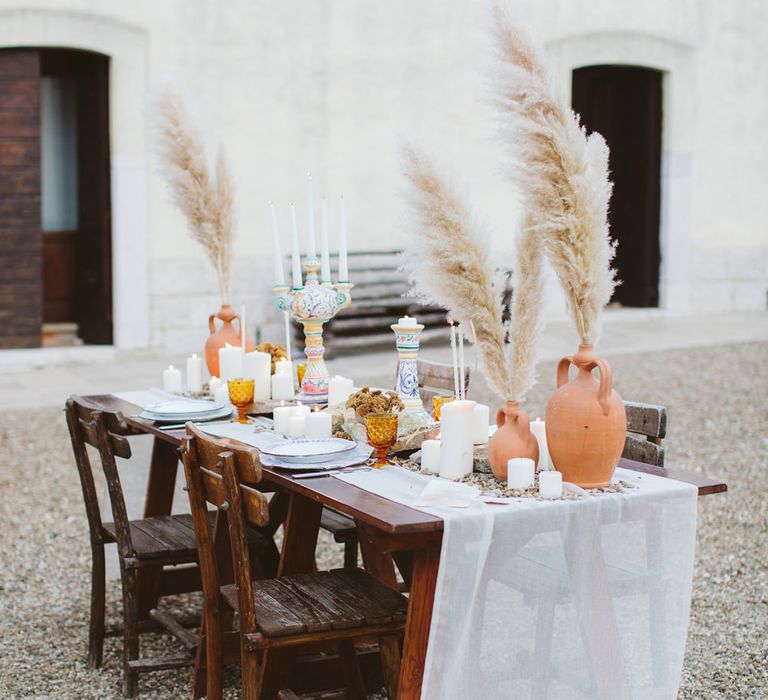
xmin=296 ymin=363 xmax=307 ymax=388
xmin=432 ymin=395 xmax=455 ymax=422
xmin=365 ymin=412 xmax=399 ymax=468
xmin=228 ymin=378 xmax=255 ymax=424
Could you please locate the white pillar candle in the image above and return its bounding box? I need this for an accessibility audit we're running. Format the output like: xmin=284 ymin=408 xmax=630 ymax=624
xmin=186 ymin=354 xmax=202 ymax=393
xmin=291 ymin=404 xmax=311 ymax=418
xmin=305 ymin=411 xmax=332 ymax=439
xmin=213 ymin=385 xmax=231 ymax=406
xmin=270 ymin=202 xmax=286 ymax=286
xmin=398 ymin=315 xmax=419 ymax=328
xmin=320 ymin=197 xmax=331 ymax=283
xmin=338 ymin=195 xmax=349 ymax=281
xmin=287 ymin=415 xmax=306 ymax=438
xmin=472 ymin=403 xmax=490 ymax=445
xmin=275 ymin=358 xmax=293 ymax=375
xmin=162 ymin=365 xmax=182 ymax=393
xmin=327 ymin=376 xmax=354 ymax=407
xmin=420 ymin=439 xmax=441 ymax=474
xmin=529 ymin=417 xmax=552 ymax=471
xmin=439 ymin=400 xmax=476 ymax=480
xmin=271 ymin=372 xmax=295 ymax=401
xmin=273 ymin=404 xmax=292 ymax=436
xmin=538 ymin=470 xmax=563 ymax=498
xmin=208 ymin=375 xmax=221 ymax=396
xmin=306 ymin=172 xmax=317 ymax=258
xmin=507 ymin=458 xmax=535 ymax=490
xmin=218 ymin=343 xmax=243 ymax=381
xmin=290 ymin=204 xmax=303 ymax=289
xmin=244 ymin=351 xmax=271 ymax=401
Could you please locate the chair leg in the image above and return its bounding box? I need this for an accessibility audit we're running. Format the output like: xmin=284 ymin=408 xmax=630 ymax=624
xmin=121 ymin=567 xmax=140 ymax=698
xmin=338 ymin=639 xmax=366 ymax=700
xmin=343 ymin=538 xmax=358 ymax=569
xmin=379 ymin=634 xmax=402 ymax=700
xmin=88 ymin=542 xmax=106 ymax=669
xmin=240 ymin=645 xmax=261 ymax=700
xmin=257 ymin=648 xmax=291 ymax=700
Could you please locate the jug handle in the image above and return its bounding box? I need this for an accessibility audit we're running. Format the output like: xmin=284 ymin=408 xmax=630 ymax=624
xmin=208 ymin=313 xmax=218 ymax=334
xmin=495 ymin=407 xmax=507 ymax=429
xmin=557 ymin=354 xmax=613 ymax=416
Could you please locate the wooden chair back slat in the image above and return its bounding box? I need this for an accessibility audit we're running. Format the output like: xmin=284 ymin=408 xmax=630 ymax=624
xmin=417 ymin=359 xmax=471 ymax=405
xmin=185 ymin=423 xmax=262 ymax=484
xmin=66 ymin=396 xmax=135 ymax=558
xmin=622 ymin=401 xmax=667 ymax=467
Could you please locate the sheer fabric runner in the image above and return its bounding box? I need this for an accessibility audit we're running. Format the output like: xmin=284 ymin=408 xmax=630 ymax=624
xmin=336 ymin=467 xmax=697 ymax=700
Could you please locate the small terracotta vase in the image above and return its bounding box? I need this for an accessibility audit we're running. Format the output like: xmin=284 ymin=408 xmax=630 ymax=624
xmin=487 ymin=400 xmax=539 ymax=481
xmin=545 ymin=344 xmax=627 ymax=488
xmin=204 ymin=304 xmax=255 ymax=377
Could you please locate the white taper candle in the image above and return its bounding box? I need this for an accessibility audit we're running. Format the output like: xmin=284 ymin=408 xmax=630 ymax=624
xmin=241 ymin=303 xmax=246 ymax=353
xmin=320 ymin=197 xmax=331 ymax=283
xmin=450 ymin=321 xmax=460 ymax=398
xmin=270 ymin=202 xmax=286 ymax=286
xmin=458 ymin=323 xmax=465 ymax=400
xmin=338 ymin=195 xmax=349 ymax=281
xmin=306 ymin=172 xmax=317 ymax=258
xmin=290 ymin=204 xmax=302 ymax=288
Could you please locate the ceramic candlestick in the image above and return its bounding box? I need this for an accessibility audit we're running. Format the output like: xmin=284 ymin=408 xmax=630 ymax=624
xmin=391 ymin=317 xmax=428 ymax=413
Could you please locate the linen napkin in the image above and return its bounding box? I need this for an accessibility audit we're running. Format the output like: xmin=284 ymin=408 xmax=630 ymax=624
xmin=413 ymin=479 xmax=480 ymax=508
xmin=197 ymin=423 xmax=285 ymax=450
xmin=112 ymin=388 xmax=183 ymax=410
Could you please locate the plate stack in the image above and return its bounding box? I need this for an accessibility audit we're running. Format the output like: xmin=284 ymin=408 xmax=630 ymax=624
xmin=259 ymin=438 xmax=368 ymax=470
xmin=140 ymin=399 xmax=233 ymax=424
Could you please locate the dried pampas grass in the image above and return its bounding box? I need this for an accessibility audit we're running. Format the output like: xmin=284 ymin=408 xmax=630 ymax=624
xmin=400 ymin=141 xmax=514 ymax=400
xmin=156 ymin=91 xmax=234 ymax=305
xmin=489 ymin=4 xmax=617 ymax=345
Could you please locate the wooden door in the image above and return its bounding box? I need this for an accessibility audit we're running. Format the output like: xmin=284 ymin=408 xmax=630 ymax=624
xmin=572 ymin=66 xmax=662 ymax=308
xmin=0 ymin=50 xmax=42 ymax=348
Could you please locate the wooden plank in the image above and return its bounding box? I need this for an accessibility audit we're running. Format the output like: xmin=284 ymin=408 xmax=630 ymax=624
xmin=624 ymin=401 xmax=667 ymax=439
xmin=231 ymin=579 xmax=309 ymax=637
xmin=619 ymin=458 xmax=727 ymax=496
xmin=622 ymin=434 xmax=664 ymax=466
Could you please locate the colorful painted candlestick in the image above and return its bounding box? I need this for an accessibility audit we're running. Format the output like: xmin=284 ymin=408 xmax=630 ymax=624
xmin=391 ymin=317 xmax=427 ymax=413
xmin=274 ymin=258 xmax=352 ymax=403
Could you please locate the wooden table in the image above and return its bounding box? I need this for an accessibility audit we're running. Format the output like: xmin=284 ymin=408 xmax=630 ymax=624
xmin=85 ymin=394 xmax=726 ymax=699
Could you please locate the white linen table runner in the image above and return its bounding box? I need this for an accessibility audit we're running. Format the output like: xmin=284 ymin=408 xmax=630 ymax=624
xmin=336 ymin=466 xmax=697 ymax=700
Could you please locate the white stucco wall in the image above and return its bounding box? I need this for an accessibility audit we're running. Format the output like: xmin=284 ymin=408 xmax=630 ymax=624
xmin=1 ymin=0 xmax=766 ymax=353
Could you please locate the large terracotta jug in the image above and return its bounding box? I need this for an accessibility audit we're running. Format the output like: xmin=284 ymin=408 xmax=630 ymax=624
xmin=487 ymin=401 xmax=539 ymax=481
xmin=204 ymin=304 xmax=255 ymax=377
xmin=545 ymin=345 xmax=626 ymax=488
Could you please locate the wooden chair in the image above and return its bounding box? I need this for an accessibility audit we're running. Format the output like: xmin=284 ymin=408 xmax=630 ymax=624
xmin=65 ymin=396 xmax=200 ymax=697
xmin=181 ymin=423 xmax=407 ymax=700
xmin=622 ymin=401 xmax=667 ymax=466
xmin=319 ymin=358 xmax=473 ymax=570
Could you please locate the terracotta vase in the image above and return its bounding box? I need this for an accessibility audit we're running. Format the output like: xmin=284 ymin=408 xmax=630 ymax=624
xmin=545 ymin=344 xmax=627 ymax=488
xmin=487 ymin=400 xmax=539 ymax=481
xmin=204 ymin=304 xmax=255 ymax=377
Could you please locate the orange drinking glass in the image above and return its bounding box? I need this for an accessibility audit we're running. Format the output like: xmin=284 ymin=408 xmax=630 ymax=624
xmin=432 ymin=395 xmax=455 ymax=421
xmin=365 ymin=412 xmax=399 ymax=468
xmin=228 ymin=378 xmax=255 ymax=423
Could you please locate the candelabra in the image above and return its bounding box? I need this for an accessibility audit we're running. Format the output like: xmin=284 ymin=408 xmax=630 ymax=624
xmin=274 ymin=259 xmax=352 ymax=403
xmin=391 ymin=320 xmax=428 ymax=414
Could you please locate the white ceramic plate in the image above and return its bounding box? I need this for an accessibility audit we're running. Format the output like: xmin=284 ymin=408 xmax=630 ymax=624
xmin=139 ymin=404 xmax=233 ymax=424
xmin=143 ymin=400 xmax=226 ymax=418
xmin=260 ymin=438 xmax=357 ymax=464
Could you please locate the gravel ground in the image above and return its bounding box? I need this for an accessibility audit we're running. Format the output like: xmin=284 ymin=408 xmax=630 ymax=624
xmin=0 ymin=341 xmax=765 ymax=699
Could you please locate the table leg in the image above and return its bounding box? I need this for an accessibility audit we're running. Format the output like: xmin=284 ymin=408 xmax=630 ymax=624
xmin=357 ymin=523 xmax=398 ymax=590
xmin=137 ymin=437 xmax=180 ymax=617
xmin=277 ymin=492 xmax=322 ymax=576
xmin=398 ymin=539 xmax=441 ymax=700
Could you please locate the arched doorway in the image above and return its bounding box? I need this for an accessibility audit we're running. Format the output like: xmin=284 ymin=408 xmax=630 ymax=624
xmin=572 ymin=65 xmax=662 ymax=308
xmin=0 ymin=47 xmax=112 ymax=348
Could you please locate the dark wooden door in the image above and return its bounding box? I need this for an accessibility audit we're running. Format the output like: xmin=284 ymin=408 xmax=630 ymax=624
xmin=572 ymin=66 xmax=662 ymax=307
xmin=0 ymin=50 xmax=42 ymax=348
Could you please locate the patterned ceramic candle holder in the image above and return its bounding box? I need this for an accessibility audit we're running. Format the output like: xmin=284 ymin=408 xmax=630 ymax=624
xmin=391 ymin=320 xmax=427 ymax=413
xmin=228 ymin=378 xmax=255 ymax=423
xmin=365 ymin=412 xmax=399 ymax=468
xmin=274 ymin=258 xmax=352 ymax=404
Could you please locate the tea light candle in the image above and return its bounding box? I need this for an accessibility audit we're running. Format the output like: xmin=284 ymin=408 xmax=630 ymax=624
xmin=213 ymin=385 xmax=230 ymax=406
xmin=208 ymin=375 xmax=221 ymax=396
xmin=539 ymin=470 xmax=563 ymax=498
xmin=162 ymin=365 xmax=182 ymax=393
xmin=439 ymin=400 xmax=476 ymax=480
xmin=271 ymin=372 xmax=294 ymax=400
xmin=305 ymin=411 xmax=332 ymax=439
xmin=244 ymin=351 xmax=271 ymax=401
xmin=327 ymin=375 xmax=354 ymax=407
xmin=472 ymin=403 xmax=490 ymax=445
xmin=186 ymin=354 xmax=202 ymax=393
xmin=507 ymin=457 xmax=535 ymax=490
xmin=287 ymin=415 xmax=306 ymax=438
xmin=273 ymin=404 xmax=292 ymax=436
xmin=219 ymin=343 xmax=243 ymax=381
xmin=530 ymin=417 xmax=551 ymax=471
xmin=420 ymin=439 xmax=441 ymax=474
xmin=397 ymin=315 xmax=419 ymax=328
